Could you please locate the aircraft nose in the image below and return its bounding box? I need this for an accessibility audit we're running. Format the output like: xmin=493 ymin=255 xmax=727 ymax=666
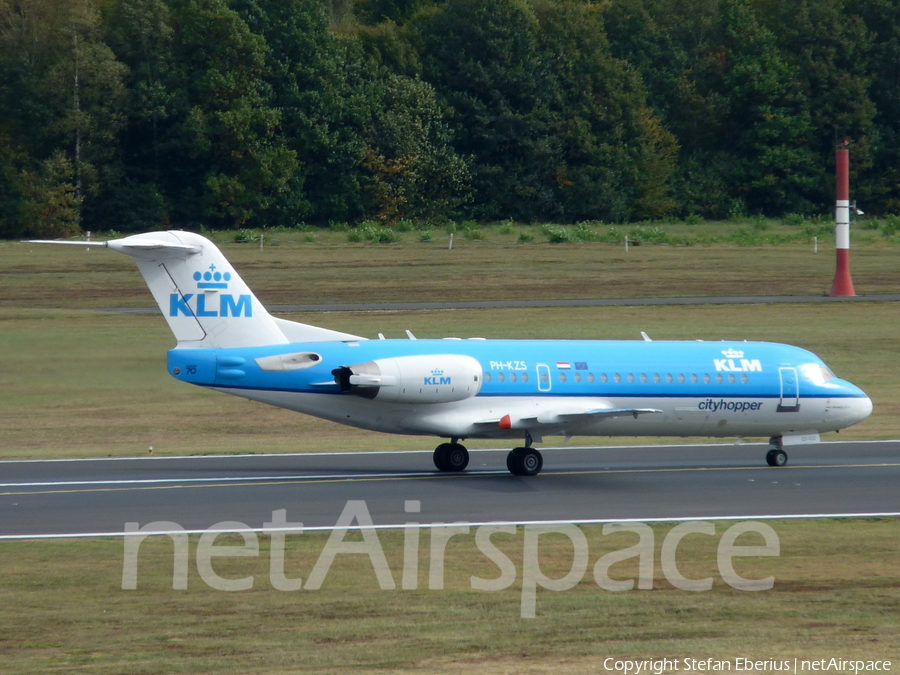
xmin=854 ymin=393 xmax=874 ymax=424
xmin=842 ymin=383 xmax=873 ymax=426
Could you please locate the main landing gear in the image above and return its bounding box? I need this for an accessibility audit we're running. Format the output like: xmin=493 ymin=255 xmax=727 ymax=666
xmin=506 ymin=432 xmax=543 ymax=477
xmin=432 ymin=433 xmax=545 ymax=476
xmin=433 ymin=439 xmax=469 ymax=472
xmin=765 ymin=436 xmax=788 ymax=467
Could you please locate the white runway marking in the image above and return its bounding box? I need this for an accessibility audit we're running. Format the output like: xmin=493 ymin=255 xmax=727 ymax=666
xmin=0 ymin=471 xmax=482 ymax=488
xmin=2 ymin=512 xmax=899 ymax=541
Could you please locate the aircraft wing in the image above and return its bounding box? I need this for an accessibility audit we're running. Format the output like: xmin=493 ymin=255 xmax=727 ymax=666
xmin=550 ymin=407 xmax=664 ymax=421
xmin=476 ymin=403 xmax=663 ymax=429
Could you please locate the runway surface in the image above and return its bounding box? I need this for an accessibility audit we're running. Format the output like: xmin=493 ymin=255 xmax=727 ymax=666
xmin=2 ymin=441 xmax=898 ymax=538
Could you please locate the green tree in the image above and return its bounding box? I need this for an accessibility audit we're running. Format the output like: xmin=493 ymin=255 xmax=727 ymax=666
xmin=753 ymin=0 xmax=875 ymax=211
xmin=850 ymin=0 xmax=900 ymax=213
xmin=0 ymin=133 xmax=27 ymax=237
xmin=103 ymin=0 xmax=177 ymax=228
xmin=354 ymin=0 xmax=426 ymax=25
xmin=236 ymin=0 xmax=376 ymax=224
xmin=0 ymin=0 xmax=126 ymax=235
xmin=533 ymin=1 xmax=677 ymax=221
xmin=363 ymin=72 xmax=471 ymax=223
xmin=175 ymin=0 xmax=298 ymax=227
xmin=18 ymin=150 xmax=82 ymax=238
xmin=612 ymin=0 xmax=821 ymax=216
xmin=413 ymin=0 xmax=674 ymax=222
xmin=719 ymin=0 xmax=818 ymax=214
xmin=415 ymin=0 xmax=562 ymax=220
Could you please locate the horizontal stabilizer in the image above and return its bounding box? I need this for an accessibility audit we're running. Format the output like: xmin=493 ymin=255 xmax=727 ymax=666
xmin=30 ymin=237 xmax=201 ymax=258
xmin=29 ymin=239 xmax=105 ymax=246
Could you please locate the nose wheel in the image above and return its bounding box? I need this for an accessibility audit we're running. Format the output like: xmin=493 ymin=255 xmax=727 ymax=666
xmin=433 ymin=441 xmax=469 ymax=472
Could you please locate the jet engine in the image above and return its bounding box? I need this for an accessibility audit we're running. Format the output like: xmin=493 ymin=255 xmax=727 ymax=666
xmin=332 ymin=354 xmax=482 ymax=404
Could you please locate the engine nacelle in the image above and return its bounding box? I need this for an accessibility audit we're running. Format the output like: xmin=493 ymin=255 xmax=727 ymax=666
xmin=332 ymin=354 xmax=483 ymax=404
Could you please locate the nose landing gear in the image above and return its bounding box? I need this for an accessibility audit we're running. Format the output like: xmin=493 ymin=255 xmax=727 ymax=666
xmin=766 ymin=436 xmax=788 ymax=467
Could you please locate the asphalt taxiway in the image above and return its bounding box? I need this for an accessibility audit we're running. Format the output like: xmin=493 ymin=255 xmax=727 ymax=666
xmin=1 ymin=441 xmax=898 ymax=538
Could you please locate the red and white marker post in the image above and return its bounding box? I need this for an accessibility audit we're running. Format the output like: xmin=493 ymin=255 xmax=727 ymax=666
xmin=831 ymin=142 xmax=856 ymax=297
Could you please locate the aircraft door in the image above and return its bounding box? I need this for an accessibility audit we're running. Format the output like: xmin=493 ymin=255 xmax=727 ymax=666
xmin=536 ymin=363 xmax=552 ymax=392
xmin=777 ymin=367 xmax=800 ymax=412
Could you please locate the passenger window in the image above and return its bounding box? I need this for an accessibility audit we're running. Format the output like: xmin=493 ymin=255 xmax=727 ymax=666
xmin=614 ymin=374 xmax=622 ymax=383
xmin=600 ymin=373 xmax=607 ymax=383
xmin=588 ymin=373 xmax=595 ymax=383
xmin=691 ymin=374 xmax=698 ymax=384
xmin=559 ymin=373 xmax=567 ymax=383
xmin=716 ymin=374 xmax=723 ymax=384
xmin=653 ymin=374 xmax=660 ymax=383
xmin=703 ymin=374 xmax=710 ymax=384
xmin=498 ymin=373 xmax=505 ymax=382
xmin=666 ymin=374 xmax=673 ymax=383
xmin=741 ymin=374 xmax=748 ymax=384
xmin=521 ymin=373 xmax=529 ymax=383
xmin=640 ymin=373 xmax=648 ymax=383
xmin=627 ymin=373 xmax=635 ymax=383
xmin=484 ymin=373 xmax=491 ymax=383
xmin=510 ymin=373 xmax=517 ymax=383
xmin=574 ymin=373 xmax=581 ymax=383
xmin=678 ymin=374 xmax=685 ymax=384
xmin=728 ymin=374 xmax=736 ymax=384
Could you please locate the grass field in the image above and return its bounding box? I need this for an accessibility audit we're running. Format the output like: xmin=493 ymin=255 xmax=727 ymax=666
xmin=1 ymin=226 xmax=898 ymax=673
xmin=1 ymin=519 xmax=899 ymax=674
xmin=4 ymin=224 xmax=900 ymax=309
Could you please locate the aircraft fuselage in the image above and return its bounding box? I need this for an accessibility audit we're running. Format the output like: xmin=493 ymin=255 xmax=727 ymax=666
xmin=167 ymin=338 xmax=871 ymax=442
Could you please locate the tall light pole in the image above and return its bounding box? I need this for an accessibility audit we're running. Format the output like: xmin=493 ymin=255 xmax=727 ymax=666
xmin=831 ymin=141 xmax=856 ymax=297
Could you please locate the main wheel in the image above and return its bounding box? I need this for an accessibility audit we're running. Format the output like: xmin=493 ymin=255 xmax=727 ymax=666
xmin=766 ymin=448 xmax=788 ymax=467
xmin=508 ymin=447 xmax=543 ymax=476
xmin=433 ymin=442 xmax=469 ymax=472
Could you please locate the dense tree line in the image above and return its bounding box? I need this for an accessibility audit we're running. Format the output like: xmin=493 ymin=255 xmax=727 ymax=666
xmin=1 ymin=0 xmax=897 ymax=237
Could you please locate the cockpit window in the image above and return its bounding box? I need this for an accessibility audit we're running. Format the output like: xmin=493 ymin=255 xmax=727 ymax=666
xmin=801 ymin=363 xmax=838 ymax=385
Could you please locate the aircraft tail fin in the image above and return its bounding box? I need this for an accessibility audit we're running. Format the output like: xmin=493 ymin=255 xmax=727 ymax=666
xmin=31 ymin=231 xmax=363 ymax=348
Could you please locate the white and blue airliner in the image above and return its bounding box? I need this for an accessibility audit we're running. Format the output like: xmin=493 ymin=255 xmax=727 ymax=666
xmin=34 ymin=231 xmax=873 ymax=476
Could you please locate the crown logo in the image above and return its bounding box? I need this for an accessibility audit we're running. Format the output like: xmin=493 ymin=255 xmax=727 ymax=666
xmin=722 ymin=348 xmax=744 ymax=359
xmin=194 ymin=265 xmax=231 ymax=289
xmin=431 ymin=369 xmax=444 ymax=377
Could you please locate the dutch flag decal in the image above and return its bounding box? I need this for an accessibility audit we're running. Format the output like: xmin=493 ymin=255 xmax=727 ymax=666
xmin=556 ymin=362 xmax=570 ymax=369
